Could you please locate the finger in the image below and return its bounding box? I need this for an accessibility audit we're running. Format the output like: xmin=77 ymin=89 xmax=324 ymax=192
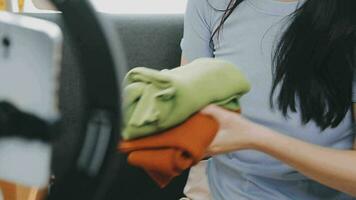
xmin=200 ymin=104 xmax=221 ymax=115
xmin=200 ymin=105 xmax=231 ymax=123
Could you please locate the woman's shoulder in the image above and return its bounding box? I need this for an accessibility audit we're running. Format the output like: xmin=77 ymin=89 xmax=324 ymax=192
xmin=187 ymin=0 xmax=230 ymax=13
xmin=186 ymin=0 xmax=231 ymax=28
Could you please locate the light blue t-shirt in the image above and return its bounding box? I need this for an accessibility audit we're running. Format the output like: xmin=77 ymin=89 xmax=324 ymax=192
xmin=181 ymin=0 xmax=356 ymax=199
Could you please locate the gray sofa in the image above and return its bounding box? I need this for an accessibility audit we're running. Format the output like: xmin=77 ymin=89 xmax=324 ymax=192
xmin=27 ymin=13 xmax=183 ymax=70
xmin=25 ymin=13 xmax=187 ymax=200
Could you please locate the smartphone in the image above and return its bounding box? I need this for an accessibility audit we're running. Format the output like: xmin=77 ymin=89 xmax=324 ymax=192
xmin=0 ymin=12 xmax=62 ymax=188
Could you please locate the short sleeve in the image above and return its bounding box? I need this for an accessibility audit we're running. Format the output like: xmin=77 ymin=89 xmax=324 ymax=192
xmin=181 ymin=0 xmax=214 ymax=62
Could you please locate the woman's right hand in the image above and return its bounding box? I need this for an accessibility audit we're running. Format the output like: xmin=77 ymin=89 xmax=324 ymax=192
xmin=201 ymin=105 xmax=261 ymax=156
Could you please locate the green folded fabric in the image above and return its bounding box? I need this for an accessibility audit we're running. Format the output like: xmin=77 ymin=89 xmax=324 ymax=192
xmin=122 ymin=58 xmax=251 ymax=140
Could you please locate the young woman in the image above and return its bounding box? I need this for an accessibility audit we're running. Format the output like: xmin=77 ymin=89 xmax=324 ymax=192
xmin=181 ymin=0 xmax=356 ymax=199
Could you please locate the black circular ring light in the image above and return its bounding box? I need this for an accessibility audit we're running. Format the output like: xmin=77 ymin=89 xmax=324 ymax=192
xmin=47 ymin=1 xmax=127 ymax=199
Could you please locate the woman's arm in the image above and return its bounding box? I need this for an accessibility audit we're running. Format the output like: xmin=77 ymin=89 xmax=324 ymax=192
xmin=254 ymin=123 xmax=356 ymax=196
xmin=202 ymin=105 xmax=356 ymax=197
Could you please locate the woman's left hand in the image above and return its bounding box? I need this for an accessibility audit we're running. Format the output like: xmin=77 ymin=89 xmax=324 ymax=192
xmin=201 ymin=105 xmax=261 ymax=156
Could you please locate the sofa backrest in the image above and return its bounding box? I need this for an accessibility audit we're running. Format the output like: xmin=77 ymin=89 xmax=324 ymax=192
xmin=107 ymin=14 xmax=184 ymax=70
xmin=26 ymin=13 xmax=184 ymax=70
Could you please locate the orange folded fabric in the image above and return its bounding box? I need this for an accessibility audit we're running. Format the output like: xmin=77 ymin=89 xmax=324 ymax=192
xmin=118 ymin=113 xmax=219 ymax=188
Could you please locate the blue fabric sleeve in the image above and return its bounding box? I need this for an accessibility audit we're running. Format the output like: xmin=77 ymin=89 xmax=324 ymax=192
xmin=181 ymin=0 xmax=214 ymax=62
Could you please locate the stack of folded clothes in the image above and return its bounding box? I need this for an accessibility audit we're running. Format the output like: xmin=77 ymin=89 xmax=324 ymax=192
xmin=118 ymin=58 xmax=250 ymax=187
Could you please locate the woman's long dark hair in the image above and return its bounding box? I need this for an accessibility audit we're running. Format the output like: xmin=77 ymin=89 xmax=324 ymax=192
xmin=211 ymin=0 xmax=356 ymax=129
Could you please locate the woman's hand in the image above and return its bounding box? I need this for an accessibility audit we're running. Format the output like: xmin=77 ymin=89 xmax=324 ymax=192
xmin=201 ymin=105 xmax=261 ymax=156
xmin=202 ymin=105 xmax=356 ymax=196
